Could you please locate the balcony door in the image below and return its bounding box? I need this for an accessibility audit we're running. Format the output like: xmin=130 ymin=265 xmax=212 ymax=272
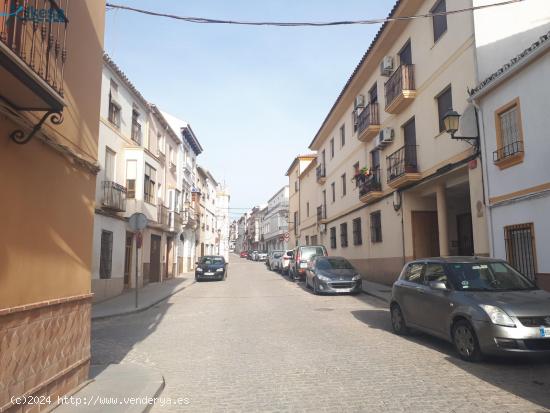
xmin=399 ymin=41 xmax=412 ymax=65
xmin=403 ymin=117 xmax=417 ymax=171
xmin=105 ymin=148 xmax=115 ymax=182
xmin=149 ymin=235 xmax=161 ymax=283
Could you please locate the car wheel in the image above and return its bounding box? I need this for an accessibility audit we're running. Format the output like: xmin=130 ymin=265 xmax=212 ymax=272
xmin=452 ymin=320 xmax=483 ymax=362
xmin=313 ymin=278 xmax=320 ymax=295
xmin=390 ymin=304 xmax=409 ymax=335
xmin=304 ymin=276 xmax=310 ymax=289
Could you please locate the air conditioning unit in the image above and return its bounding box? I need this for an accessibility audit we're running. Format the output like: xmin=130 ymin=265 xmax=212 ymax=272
xmin=380 ymin=56 xmax=394 ymax=76
xmin=319 ymin=223 xmax=326 ymax=233
xmin=354 ymin=95 xmax=365 ymax=109
xmin=377 ymin=128 xmax=394 ymax=147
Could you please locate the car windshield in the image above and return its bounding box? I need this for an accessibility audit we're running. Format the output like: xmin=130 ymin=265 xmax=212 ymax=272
xmin=201 ymin=257 xmax=224 ymax=265
xmin=317 ymin=258 xmax=353 ymax=270
xmin=274 ymin=253 xmax=282 ymax=258
xmin=301 ymin=247 xmax=325 ymax=259
xmin=445 ymin=262 xmax=536 ymax=291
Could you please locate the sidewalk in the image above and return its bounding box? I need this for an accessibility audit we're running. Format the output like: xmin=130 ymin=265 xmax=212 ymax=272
xmin=53 ymin=364 xmax=165 ymax=413
xmin=92 ymin=276 xmax=195 ymax=320
xmin=361 ymin=279 xmax=392 ymax=303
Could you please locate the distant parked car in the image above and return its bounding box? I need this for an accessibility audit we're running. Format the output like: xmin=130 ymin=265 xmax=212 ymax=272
xmin=240 ymin=251 xmax=248 ymax=258
xmin=289 ymin=245 xmax=328 ymax=281
xmin=390 ymin=257 xmax=550 ymax=362
xmin=195 ymin=256 xmax=227 ymax=281
xmin=305 ymin=256 xmax=362 ymax=295
xmin=251 ymin=251 xmax=259 ymax=261
xmin=257 ymin=252 xmax=268 ymax=261
xmin=247 ymin=250 xmax=257 ymax=261
xmin=275 ymin=250 xmax=294 ymax=274
xmin=267 ymin=250 xmax=284 ymax=270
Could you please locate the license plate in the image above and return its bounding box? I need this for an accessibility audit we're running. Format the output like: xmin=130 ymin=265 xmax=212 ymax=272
xmin=540 ymin=327 xmax=550 ymax=337
xmin=204 ymin=272 xmax=214 ymax=276
xmin=300 ymin=263 xmax=308 ymax=268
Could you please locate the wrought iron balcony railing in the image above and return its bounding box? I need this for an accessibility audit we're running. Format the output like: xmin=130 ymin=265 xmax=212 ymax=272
xmin=493 ymin=140 xmax=524 ymax=163
xmin=386 ymin=145 xmax=418 ymax=182
xmin=385 ymin=65 xmax=415 ymax=110
xmin=317 ymin=205 xmax=326 ymax=222
xmin=102 ymin=181 xmax=127 ymax=212
xmin=316 ymin=164 xmax=326 ymax=182
xmin=357 ymin=103 xmax=380 ymax=135
xmin=358 ymin=167 xmax=382 ymax=197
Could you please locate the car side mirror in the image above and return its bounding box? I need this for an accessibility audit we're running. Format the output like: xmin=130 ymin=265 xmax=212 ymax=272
xmin=429 ymin=280 xmax=449 ymax=291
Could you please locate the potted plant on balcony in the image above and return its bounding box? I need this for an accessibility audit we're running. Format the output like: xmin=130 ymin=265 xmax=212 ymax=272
xmin=352 ymin=167 xmax=371 ymax=184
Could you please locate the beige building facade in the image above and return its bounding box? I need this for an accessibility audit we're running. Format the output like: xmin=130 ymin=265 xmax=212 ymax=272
xmin=307 ymin=0 xmax=489 ymax=284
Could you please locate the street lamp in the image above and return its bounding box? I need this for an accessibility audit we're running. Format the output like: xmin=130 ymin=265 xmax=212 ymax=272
xmin=443 ymin=110 xmax=460 ymax=137
xmin=442 ymin=105 xmax=479 ymax=147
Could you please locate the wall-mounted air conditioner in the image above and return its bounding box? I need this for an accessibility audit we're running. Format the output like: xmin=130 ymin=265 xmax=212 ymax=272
xmin=380 ymin=56 xmax=394 ymax=76
xmin=377 ymin=128 xmax=394 ymax=148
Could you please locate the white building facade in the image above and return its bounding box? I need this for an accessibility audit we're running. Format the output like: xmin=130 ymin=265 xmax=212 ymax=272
xmin=262 ymin=186 xmax=290 ymax=252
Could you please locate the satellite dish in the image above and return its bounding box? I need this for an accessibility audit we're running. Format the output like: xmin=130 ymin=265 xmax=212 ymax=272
xmin=459 ymin=103 xmax=478 ymax=138
xmin=129 ymin=213 xmax=148 ymax=231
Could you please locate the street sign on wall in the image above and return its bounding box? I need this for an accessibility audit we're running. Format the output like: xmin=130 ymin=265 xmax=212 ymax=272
xmin=129 ymin=213 xmax=147 ymax=231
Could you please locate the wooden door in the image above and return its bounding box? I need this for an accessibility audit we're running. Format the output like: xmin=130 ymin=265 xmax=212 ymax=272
xmin=457 ymin=213 xmax=474 ymax=256
xmin=165 ymin=237 xmax=173 ymax=279
xmin=123 ymin=232 xmax=133 ymax=287
xmin=150 ymin=235 xmax=161 ymax=283
xmin=412 ymin=211 xmax=440 ymax=259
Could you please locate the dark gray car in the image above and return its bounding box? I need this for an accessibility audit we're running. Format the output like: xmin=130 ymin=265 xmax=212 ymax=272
xmin=390 ymin=257 xmax=550 ymax=361
xmin=305 ymin=256 xmax=362 ymax=295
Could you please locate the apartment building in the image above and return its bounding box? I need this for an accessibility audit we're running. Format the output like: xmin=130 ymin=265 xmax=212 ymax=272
xmin=470 ymin=1 xmax=550 ymax=290
xmin=235 ymin=213 xmax=249 ymax=252
xmin=0 ymin=0 xmax=106 ymax=408
xmin=196 ymin=166 xmax=220 ymax=256
xmin=216 ymin=185 xmax=231 ymax=259
xmin=307 ymin=0 xmax=489 ymax=284
xmin=299 ymin=160 xmax=321 ymax=246
xmin=286 ymin=154 xmax=316 ymax=248
xmin=262 ymin=186 xmax=290 ymax=251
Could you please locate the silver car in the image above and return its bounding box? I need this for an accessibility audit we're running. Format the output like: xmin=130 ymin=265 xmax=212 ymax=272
xmin=390 ymin=257 xmax=550 ymax=362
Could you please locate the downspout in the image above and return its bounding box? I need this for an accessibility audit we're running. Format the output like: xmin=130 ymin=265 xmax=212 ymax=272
xmin=400 ymin=192 xmax=406 ymax=265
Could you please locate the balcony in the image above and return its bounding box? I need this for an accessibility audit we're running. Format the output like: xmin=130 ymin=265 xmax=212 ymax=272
xmin=317 ymin=205 xmax=327 ymax=224
xmin=493 ymin=140 xmax=524 ymax=169
xmin=386 ymin=145 xmax=421 ymax=189
xmin=357 ymin=103 xmax=380 ymax=142
xmin=358 ymin=168 xmax=383 ymax=204
xmin=170 ymin=162 xmax=177 ymax=174
xmin=102 ymin=181 xmax=127 ymax=212
xmin=384 ymin=65 xmax=416 ymax=114
xmin=157 ymin=204 xmax=169 ymax=227
xmin=316 ymin=164 xmax=326 ymax=184
xmin=170 ymin=210 xmax=183 ymax=231
xmin=0 ymin=1 xmax=68 ymax=113
xmin=131 ymin=121 xmax=142 ymax=145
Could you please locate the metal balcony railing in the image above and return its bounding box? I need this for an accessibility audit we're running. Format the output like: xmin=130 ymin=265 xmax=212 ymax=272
xmin=385 ymin=64 xmax=415 ymax=110
xmin=386 ymin=145 xmax=418 ymax=182
xmin=357 ymin=103 xmax=380 ymax=134
xmin=0 ymin=0 xmax=69 ymax=98
xmin=316 ymin=164 xmax=326 ymax=182
xmin=157 ymin=204 xmax=169 ymax=226
xmin=102 ymin=181 xmax=127 ymax=212
xmin=317 ymin=205 xmax=326 ymax=222
xmin=358 ymin=167 xmax=382 ymax=197
xmin=493 ymin=140 xmax=524 ymax=163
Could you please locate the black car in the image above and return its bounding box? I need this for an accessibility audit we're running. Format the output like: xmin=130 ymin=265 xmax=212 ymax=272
xmin=195 ymin=256 xmax=227 ymax=281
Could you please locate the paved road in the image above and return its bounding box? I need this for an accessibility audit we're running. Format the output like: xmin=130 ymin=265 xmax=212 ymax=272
xmin=92 ymin=256 xmax=550 ymax=412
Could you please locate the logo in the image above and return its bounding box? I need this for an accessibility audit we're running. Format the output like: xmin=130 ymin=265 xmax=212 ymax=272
xmin=545 ymin=316 xmax=550 ymax=326
xmin=1 ymin=5 xmax=66 ymax=23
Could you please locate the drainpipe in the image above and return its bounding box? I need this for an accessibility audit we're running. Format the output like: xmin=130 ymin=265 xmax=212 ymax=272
xmin=400 ymin=193 xmax=406 ymax=265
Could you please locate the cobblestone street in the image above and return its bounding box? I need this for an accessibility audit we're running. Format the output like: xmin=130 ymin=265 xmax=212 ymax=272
xmin=92 ymin=256 xmax=550 ymax=412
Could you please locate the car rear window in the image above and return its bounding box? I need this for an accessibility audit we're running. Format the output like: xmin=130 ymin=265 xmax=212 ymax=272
xmin=201 ymin=257 xmax=224 ymax=265
xmin=301 ymin=247 xmax=326 ymax=259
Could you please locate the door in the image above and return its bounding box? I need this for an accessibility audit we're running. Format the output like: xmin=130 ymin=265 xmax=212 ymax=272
xmin=123 ymin=232 xmax=133 ymax=288
xmin=419 ymin=263 xmax=453 ymax=337
xmin=412 ymin=211 xmax=440 ymax=259
xmin=399 ymin=41 xmax=412 ymax=65
xmin=149 ymin=234 xmax=161 ymax=283
xmin=403 ymin=117 xmax=417 ymax=173
xmin=166 ymin=237 xmax=173 ymax=279
xmin=457 ymin=213 xmax=474 ymax=256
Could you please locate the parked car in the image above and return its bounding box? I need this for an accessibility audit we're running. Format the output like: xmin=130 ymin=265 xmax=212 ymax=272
xmin=267 ymin=250 xmax=284 ymax=270
xmin=390 ymin=257 xmax=550 ymax=362
xmin=195 ymin=255 xmax=228 ymax=281
xmin=289 ymin=245 xmax=328 ymax=281
xmin=240 ymin=251 xmax=248 ymax=258
xmin=275 ymin=250 xmax=294 ymax=274
xmin=305 ymin=256 xmax=362 ymax=295
xmin=257 ymin=251 xmax=268 ymax=261
xmin=247 ymin=250 xmax=257 ymax=261
xmin=249 ymin=250 xmax=259 ymax=261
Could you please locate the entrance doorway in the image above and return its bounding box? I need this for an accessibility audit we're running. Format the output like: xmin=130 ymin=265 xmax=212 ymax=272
xmin=150 ymin=234 xmax=161 ymax=283
xmin=166 ymin=237 xmax=173 ymax=279
xmin=123 ymin=232 xmax=133 ymax=288
xmin=412 ymin=211 xmax=440 ymax=259
xmin=457 ymin=213 xmax=474 ymax=256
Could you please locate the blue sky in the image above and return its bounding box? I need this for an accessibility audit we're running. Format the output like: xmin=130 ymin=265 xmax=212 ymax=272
xmin=105 ymin=0 xmax=393 ymax=220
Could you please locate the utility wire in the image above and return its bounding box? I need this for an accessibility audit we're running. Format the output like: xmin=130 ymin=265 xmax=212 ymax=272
xmin=106 ymin=0 xmax=525 ymax=27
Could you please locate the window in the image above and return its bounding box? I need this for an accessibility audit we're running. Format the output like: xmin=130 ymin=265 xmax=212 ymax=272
xmin=436 ymin=85 xmax=452 ymax=132
xmin=294 ymin=180 xmax=298 ymax=192
xmin=340 ymin=223 xmax=348 ymax=248
xmin=494 ymin=98 xmax=524 ymax=167
xmin=99 ymin=230 xmax=113 ymax=279
xmin=504 ymin=223 xmax=537 ymax=280
xmin=404 ymin=263 xmax=424 ymax=284
xmin=369 ymin=83 xmax=378 ymax=104
xmin=131 ymin=109 xmax=142 ymax=145
xmin=305 ymin=235 xmax=310 ymax=246
xmin=370 ymin=211 xmax=382 ymax=243
xmin=126 ymin=160 xmax=136 ymax=199
xmin=104 ymin=148 xmax=115 ymax=182
xmin=331 ymin=182 xmax=335 ymax=203
xmin=306 ymin=202 xmax=310 ymax=217
xmin=330 ymin=138 xmax=335 ymax=158
xmin=340 ymin=124 xmax=345 ymax=147
xmin=431 ymin=0 xmax=447 ymax=43
xmin=144 ymin=163 xmax=156 ymax=204
xmin=330 ymin=227 xmax=337 ymax=249
xmin=341 ymin=173 xmax=347 ymax=197
xmin=108 ymin=96 xmax=121 ymax=128
xmin=353 ymin=218 xmax=362 ymax=245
